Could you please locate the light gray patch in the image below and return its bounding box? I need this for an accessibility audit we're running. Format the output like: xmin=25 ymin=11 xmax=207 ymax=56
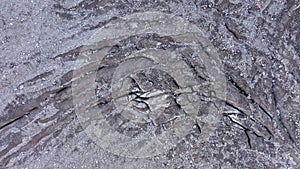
xmin=72 ymin=12 xmax=227 ymax=158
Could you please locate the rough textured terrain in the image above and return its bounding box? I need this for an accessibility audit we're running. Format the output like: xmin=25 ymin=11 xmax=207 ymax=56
xmin=0 ymin=0 xmax=300 ymax=168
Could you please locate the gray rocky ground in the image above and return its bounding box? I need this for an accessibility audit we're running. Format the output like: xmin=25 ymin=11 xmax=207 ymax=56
xmin=0 ymin=0 xmax=300 ymax=168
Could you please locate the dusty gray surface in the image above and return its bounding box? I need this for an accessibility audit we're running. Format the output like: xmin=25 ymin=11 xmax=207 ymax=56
xmin=0 ymin=0 xmax=300 ymax=168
